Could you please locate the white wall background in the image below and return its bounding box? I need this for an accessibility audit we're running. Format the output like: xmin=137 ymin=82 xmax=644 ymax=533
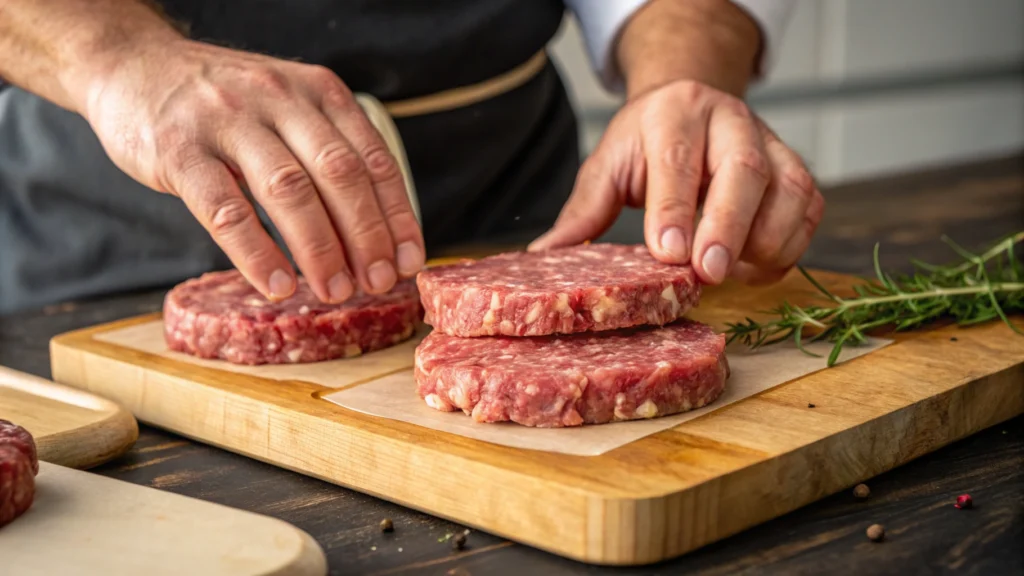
xmin=548 ymin=0 xmax=1024 ymax=186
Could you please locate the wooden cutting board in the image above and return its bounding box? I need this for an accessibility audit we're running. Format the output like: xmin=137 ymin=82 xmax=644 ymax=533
xmin=0 ymin=365 xmax=138 ymax=469
xmin=46 ymin=268 xmax=1024 ymax=565
xmin=1 ymin=461 xmax=327 ymax=575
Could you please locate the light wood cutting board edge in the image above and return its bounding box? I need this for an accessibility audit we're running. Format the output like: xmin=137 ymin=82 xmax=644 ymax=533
xmin=0 ymin=365 xmax=138 ymax=469
xmin=45 ymin=269 xmax=1024 ymax=565
xmin=2 ymin=462 xmax=327 ymax=576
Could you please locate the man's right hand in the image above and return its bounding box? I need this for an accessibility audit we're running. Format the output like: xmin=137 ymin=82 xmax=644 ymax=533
xmin=79 ymin=38 xmax=425 ymax=303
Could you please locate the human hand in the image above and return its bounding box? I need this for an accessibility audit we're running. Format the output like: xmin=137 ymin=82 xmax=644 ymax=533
xmin=79 ymin=38 xmax=425 ymax=302
xmin=530 ymin=79 xmax=824 ymax=286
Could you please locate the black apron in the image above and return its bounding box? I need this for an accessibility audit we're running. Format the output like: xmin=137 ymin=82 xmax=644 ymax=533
xmin=0 ymin=0 xmax=579 ymax=314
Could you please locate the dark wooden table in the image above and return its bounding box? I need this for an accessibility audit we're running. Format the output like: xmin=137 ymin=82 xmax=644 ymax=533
xmin=2 ymin=155 xmax=1022 ymax=575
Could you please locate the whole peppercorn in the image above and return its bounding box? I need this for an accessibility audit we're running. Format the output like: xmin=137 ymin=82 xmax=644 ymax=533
xmin=379 ymin=518 xmax=394 ymax=532
xmin=853 ymin=484 xmax=871 ymax=499
xmin=452 ymin=532 xmax=467 ymax=551
xmin=866 ymin=524 xmax=885 ymax=542
xmin=955 ymin=494 xmax=973 ymax=509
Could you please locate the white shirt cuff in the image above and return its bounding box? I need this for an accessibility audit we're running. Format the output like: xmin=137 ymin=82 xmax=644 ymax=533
xmin=563 ymin=0 xmax=651 ymax=93
xmin=728 ymin=0 xmax=797 ymax=78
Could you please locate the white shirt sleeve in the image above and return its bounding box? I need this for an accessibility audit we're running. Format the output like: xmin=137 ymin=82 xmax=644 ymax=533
xmin=730 ymin=0 xmax=797 ymax=78
xmin=564 ymin=0 xmax=797 ymax=92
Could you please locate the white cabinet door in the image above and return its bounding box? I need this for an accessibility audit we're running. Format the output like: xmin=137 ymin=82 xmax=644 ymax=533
xmin=816 ymin=78 xmax=1024 ymax=183
xmin=821 ymin=0 xmax=1024 ymax=80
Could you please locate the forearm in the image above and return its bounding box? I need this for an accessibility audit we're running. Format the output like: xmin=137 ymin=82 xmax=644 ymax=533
xmin=0 ymin=0 xmax=182 ymax=114
xmin=615 ymin=0 xmax=762 ymax=100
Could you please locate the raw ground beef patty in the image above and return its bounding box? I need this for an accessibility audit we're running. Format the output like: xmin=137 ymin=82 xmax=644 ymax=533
xmin=415 ymin=320 xmax=728 ymax=427
xmin=417 ymin=243 xmax=701 ymax=337
xmin=0 ymin=419 xmax=38 ymax=528
xmin=164 ymin=270 xmax=422 ymax=365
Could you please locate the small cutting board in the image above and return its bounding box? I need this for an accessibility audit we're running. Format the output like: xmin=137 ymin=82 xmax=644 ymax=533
xmin=0 ymin=365 xmax=138 ymax=469
xmin=46 ymin=267 xmax=1024 ymax=565
xmin=1 ymin=461 xmax=327 ymax=576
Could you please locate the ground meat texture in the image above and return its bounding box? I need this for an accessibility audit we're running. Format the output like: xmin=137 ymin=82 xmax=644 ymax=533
xmin=164 ymin=270 xmax=422 ymax=365
xmin=417 ymin=243 xmax=701 ymax=338
xmin=415 ymin=320 xmax=728 ymax=427
xmin=0 ymin=420 xmax=38 ymax=528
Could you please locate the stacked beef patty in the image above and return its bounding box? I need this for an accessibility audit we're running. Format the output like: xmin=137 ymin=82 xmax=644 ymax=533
xmin=415 ymin=243 xmax=729 ymax=428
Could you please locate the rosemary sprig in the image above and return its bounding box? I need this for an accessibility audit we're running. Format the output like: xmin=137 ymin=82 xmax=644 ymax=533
xmin=724 ymin=231 xmax=1024 ymax=366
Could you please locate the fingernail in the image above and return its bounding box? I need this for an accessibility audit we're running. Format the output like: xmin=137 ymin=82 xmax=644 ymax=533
xmin=659 ymin=227 xmax=689 ymax=261
xmin=268 ymin=268 xmax=295 ymax=299
xmin=367 ymin=260 xmax=397 ymax=293
xmin=396 ymin=242 xmax=424 ymax=276
xmin=701 ymin=244 xmax=730 ymax=283
xmin=328 ymin=272 xmax=354 ymax=302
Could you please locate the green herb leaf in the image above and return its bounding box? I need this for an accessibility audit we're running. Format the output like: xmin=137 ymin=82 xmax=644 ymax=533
xmin=724 ymin=231 xmax=1024 ymax=363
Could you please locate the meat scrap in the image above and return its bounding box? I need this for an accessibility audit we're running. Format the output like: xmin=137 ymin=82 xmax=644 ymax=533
xmin=163 ymin=269 xmax=423 ymax=365
xmin=0 ymin=419 xmax=38 ymax=528
xmin=417 ymin=243 xmax=700 ymax=338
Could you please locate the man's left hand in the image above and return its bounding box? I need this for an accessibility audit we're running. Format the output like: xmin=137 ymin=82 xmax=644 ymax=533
xmin=530 ymin=78 xmax=823 ymax=286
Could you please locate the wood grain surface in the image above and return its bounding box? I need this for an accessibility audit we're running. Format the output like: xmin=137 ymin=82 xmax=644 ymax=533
xmin=44 ymin=265 xmax=1024 ymax=566
xmin=0 ymin=365 xmax=138 ymax=469
xmin=1 ymin=154 xmax=1021 ymax=575
xmin=1 ymin=462 xmax=327 ymax=576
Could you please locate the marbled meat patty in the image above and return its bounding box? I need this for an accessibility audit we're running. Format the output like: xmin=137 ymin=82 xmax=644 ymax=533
xmin=417 ymin=243 xmax=701 ymax=337
xmin=415 ymin=319 xmax=728 ymax=427
xmin=164 ymin=270 xmax=422 ymax=365
xmin=0 ymin=419 xmax=38 ymax=528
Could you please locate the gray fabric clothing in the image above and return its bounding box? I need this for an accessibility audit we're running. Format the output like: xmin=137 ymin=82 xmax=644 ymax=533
xmin=0 ymin=1 xmax=579 ymax=314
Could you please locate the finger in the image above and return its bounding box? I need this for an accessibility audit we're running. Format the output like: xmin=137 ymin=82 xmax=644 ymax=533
xmin=169 ymin=150 xmax=296 ymax=300
xmin=641 ymin=102 xmax=710 ymax=264
xmin=219 ymin=124 xmax=356 ymax=303
xmin=731 ymin=188 xmax=825 ymax=285
xmin=692 ymin=101 xmax=771 ymax=285
xmin=777 ymin=188 xmax=825 ymax=268
xmin=268 ymin=101 xmax=398 ymax=295
xmin=320 ymin=92 xmax=425 ymax=278
xmin=739 ymin=136 xmax=816 ymax=268
xmin=527 ymin=154 xmax=624 ymax=251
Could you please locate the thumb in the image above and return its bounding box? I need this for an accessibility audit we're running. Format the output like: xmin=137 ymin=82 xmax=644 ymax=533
xmin=528 ymin=155 xmax=624 ymax=252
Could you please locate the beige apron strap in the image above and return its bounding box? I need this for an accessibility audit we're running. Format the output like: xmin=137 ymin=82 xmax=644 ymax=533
xmin=383 ymin=50 xmax=548 ymax=118
xmin=353 ymin=49 xmax=549 ymax=228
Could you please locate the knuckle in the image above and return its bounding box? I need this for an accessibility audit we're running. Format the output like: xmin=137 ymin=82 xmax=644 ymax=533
xmin=199 ymin=82 xmax=241 ymax=112
xmin=661 ymin=142 xmax=703 ymax=182
xmin=778 ymin=165 xmax=816 ymax=202
xmin=654 ymin=193 xmax=698 ymax=219
xmin=248 ymin=66 xmax=290 ymax=95
xmin=315 ymin=142 xmax=367 ymax=186
xmin=808 ymin=190 xmax=826 ymax=223
xmin=348 ymin=217 xmax=390 ymax=246
xmin=748 ymin=234 xmax=785 ymax=263
xmin=719 ymin=95 xmax=754 ymax=119
xmin=361 ymin=145 xmax=402 ymax=183
xmin=208 ymin=197 xmax=256 ymax=236
xmin=731 ymin=147 xmax=771 ymax=182
xmin=160 ymin=141 xmax=207 ymax=192
xmin=300 ymin=237 xmax=340 ymax=262
xmin=307 ymin=65 xmax=351 ymax=98
xmin=264 ymin=164 xmax=316 ymax=205
xmin=666 ymin=79 xmax=705 ymax=103
xmin=377 ymin=192 xmax=415 ymax=223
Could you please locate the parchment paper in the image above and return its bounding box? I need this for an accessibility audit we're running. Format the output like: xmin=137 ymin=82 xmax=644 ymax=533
xmin=95 ymin=320 xmax=426 ymax=389
xmin=95 ymin=320 xmax=891 ymax=456
xmin=322 ymin=338 xmax=891 ymax=455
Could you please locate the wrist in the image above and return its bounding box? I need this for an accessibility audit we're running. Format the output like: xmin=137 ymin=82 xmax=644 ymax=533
xmin=616 ymin=0 xmax=762 ymax=100
xmin=58 ymin=15 xmax=183 ymax=117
